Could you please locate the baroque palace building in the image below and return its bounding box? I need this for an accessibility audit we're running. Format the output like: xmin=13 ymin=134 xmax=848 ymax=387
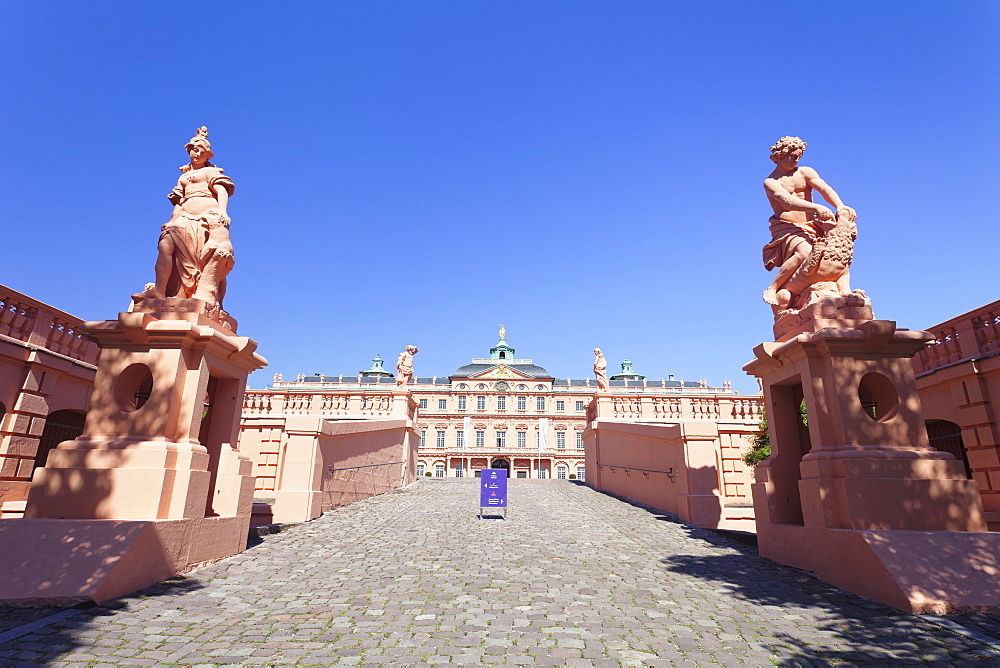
xmin=2 ymin=283 xmax=993 ymax=527
xmin=264 ymin=332 xmax=750 ymax=482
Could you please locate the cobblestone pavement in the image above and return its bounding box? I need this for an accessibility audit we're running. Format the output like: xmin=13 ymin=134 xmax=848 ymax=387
xmin=2 ymin=478 xmax=1000 ymax=666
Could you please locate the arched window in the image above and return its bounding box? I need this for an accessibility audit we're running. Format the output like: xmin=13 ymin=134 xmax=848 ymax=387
xmin=35 ymin=409 xmax=87 ymax=470
xmin=925 ymin=420 xmax=972 ymax=479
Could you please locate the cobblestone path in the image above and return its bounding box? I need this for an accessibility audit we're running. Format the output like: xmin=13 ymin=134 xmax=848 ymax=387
xmin=2 ymin=479 xmax=999 ymax=666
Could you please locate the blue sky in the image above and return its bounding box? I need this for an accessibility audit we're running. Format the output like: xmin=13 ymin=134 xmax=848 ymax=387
xmin=2 ymin=2 xmax=997 ymax=392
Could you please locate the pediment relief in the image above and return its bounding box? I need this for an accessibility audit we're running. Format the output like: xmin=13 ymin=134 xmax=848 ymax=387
xmin=469 ymin=364 xmax=533 ymax=380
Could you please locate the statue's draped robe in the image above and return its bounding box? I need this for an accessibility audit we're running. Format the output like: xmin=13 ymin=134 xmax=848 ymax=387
xmin=162 ymin=166 xmax=235 ymax=299
xmin=762 ymin=218 xmax=818 ymax=272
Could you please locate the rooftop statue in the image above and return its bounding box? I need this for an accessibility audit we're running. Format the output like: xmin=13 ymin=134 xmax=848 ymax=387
xmin=498 ymin=324 xmax=506 ymax=340
xmin=396 ymin=345 xmax=418 ymax=387
xmin=133 ymin=127 xmax=235 ymax=322
xmin=761 ymin=137 xmax=862 ymax=315
xmin=593 ymin=348 xmax=609 ymax=391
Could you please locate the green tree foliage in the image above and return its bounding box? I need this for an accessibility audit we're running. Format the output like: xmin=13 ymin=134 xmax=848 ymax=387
xmin=741 ymin=401 xmax=808 ymax=468
xmin=741 ymin=416 xmax=771 ymax=468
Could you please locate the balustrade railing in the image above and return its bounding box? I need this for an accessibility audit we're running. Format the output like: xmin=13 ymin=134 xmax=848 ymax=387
xmin=242 ymin=389 xmax=760 ymax=425
xmin=601 ymin=394 xmax=763 ymax=422
xmin=0 ymin=285 xmax=98 ymax=365
xmin=242 ymin=390 xmax=410 ymax=420
xmin=913 ymin=300 xmax=1000 ymax=375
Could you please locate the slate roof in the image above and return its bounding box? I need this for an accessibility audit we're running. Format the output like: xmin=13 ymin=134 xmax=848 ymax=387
xmin=413 ymin=377 xmax=451 ymax=385
xmin=297 ymin=374 xmax=692 ymax=387
xmin=450 ymin=363 xmax=553 ymax=379
xmin=609 ymin=380 xmax=687 ymax=387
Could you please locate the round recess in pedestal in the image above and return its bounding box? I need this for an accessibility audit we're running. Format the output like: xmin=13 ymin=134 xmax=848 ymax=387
xmin=114 ymin=363 xmax=154 ymax=413
xmin=858 ymin=372 xmax=899 ymax=422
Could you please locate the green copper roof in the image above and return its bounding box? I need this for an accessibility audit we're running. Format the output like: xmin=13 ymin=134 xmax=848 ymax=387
xmin=610 ymin=358 xmax=646 ymax=380
xmin=360 ymin=354 xmax=393 ymax=377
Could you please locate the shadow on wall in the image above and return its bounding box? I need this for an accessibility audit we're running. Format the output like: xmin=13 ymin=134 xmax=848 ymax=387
xmin=33 ymin=410 xmax=87 ymax=473
xmin=0 ymin=508 xmax=186 ymax=607
xmin=658 ymin=521 xmax=999 ymax=664
xmin=22 ymin=439 xmax=122 ymax=520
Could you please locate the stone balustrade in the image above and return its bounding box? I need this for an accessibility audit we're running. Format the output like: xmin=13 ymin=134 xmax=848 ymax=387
xmin=0 ymin=285 xmax=98 ymax=366
xmin=242 ymin=390 xmax=414 ymax=421
xmin=596 ymin=393 xmax=763 ymax=422
xmin=913 ymin=300 xmax=1000 ymax=375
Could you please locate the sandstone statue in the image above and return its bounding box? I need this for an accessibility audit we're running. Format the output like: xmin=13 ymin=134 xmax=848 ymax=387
xmin=761 ymin=137 xmax=860 ymax=313
xmin=593 ymin=348 xmax=609 ymax=391
xmin=396 ymin=345 xmax=418 ymax=387
xmin=134 ymin=127 xmax=235 ymax=319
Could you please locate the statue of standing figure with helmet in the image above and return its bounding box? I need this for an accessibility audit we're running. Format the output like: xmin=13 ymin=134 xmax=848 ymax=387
xmin=133 ymin=126 xmax=236 ymax=325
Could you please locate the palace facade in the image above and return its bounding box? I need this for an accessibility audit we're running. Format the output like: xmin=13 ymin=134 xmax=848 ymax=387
xmin=265 ymin=333 xmax=754 ymax=482
xmin=3 ymin=282 xmax=995 ymax=530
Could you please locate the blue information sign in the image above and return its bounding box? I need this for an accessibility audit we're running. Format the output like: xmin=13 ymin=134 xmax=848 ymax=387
xmin=480 ymin=469 xmax=508 ymax=508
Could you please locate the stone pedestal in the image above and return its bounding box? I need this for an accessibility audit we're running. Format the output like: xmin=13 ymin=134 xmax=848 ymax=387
xmin=745 ymin=319 xmax=1000 ymax=613
xmin=772 ymin=292 xmax=873 ymax=342
xmin=0 ymin=307 xmax=266 ymax=605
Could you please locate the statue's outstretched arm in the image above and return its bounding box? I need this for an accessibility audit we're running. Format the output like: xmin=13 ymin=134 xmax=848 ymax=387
xmin=805 ymin=172 xmax=847 ymax=211
xmin=213 ymin=185 xmax=231 ymax=224
xmin=764 ymin=178 xmax=829 ymax=216
xmin=804 ymin=167 xmax=855 ymax=220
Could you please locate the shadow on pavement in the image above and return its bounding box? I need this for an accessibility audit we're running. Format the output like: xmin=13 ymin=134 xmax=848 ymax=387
xmin=587 ymin=485 xmax=1000 ymax=663
xmin=0 ymin=576 xmax=205 ymax=664
xmin=654 ymin=517 xmax=1000 ymax=665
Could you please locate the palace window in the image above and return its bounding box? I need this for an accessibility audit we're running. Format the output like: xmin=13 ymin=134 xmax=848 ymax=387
xmin=476 ymin=431 xmax=485 ymax=448
xmin=496 ymin=431 xmax=506 ymax=449
xmin=536 ymin=397 xmax=545 ymax=411
xmin=556 ymin=401 xmax=565 ymax=412
xmin=557 ymin=466 xmax=567 ymax=479
xmin=538 ymin=466 xmax=547 ymax=479
xmin=417 ymin=464 xmax=425 ymax=477
xmin=456 ymin=430 xmax=465 ymax=448
xmin=497 ymin=395 xmax=506 ymax=410
xmin=576 ymin=466 xmax=585 ymax=481
xmin=419 ymin=430 xmax=426 ymax=447
xmin=576 ymin=432 xmax=584 ymax=449
xmin=455 ymin=466 xmax=463 ymax=478
xmin=419 ymin=399 xmax=428 ymax=409
xmin=557 ymin=432 xmax=566 ymax=449
xmin=477 ymin=396 xmax=486 ymax=410
xmin=517 ymin=396 xmax=526 ymax=410
xmin=458 ymin=396 xmax=467 ymax=410
xmin=575 ymin=401 xmax=585 ymax=412
xmin=438 ymin=399 xmax=447 ymax=410
xmin=517 ymin=431 xmax=526 ymax=448
xmin=435 ymin=465 xmax=444 ymax=477
xmin=436 ymin=431 xmax=446 ymax=448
